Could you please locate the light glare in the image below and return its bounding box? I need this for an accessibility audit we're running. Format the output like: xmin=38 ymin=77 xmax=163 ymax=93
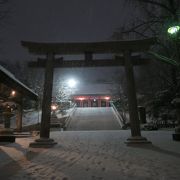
xmin=51 ymin=105 xmax=57 ymax=111
xmin=68 ymin=79 xmax=76 ymax=88
xmin=168 ymin=26 xmax=180 ymax=35
xmin=11 ymin=90 xmax=16 ymax=96
xmin=105 ymin=96 xmax=110 ymax=100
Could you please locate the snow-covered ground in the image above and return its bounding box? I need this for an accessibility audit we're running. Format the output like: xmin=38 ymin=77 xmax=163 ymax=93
xmin=0 ymin=130 xmax=180 ymax=180
xmin=0 ymin=107 xmax=75 ymax=129
xmin=11 ymin=110 xmax=40 ymax=128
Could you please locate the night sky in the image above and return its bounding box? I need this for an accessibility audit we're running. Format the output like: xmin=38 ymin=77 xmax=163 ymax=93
xmin=0 ymin=0 xmax=138 ymax=94
xmin=1 ymin=0 xmax=138 ymax=60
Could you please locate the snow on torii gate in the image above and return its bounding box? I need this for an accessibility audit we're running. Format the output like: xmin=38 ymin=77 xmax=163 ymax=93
xmin=21 ymin=38 xmax=156 ymax=147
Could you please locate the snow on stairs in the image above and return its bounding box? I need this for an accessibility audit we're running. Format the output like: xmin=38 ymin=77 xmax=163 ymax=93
xmin=50 ymin=115 xmax=68 ymax=128
xmin=13 ymin=132 xmax=32 ymax=138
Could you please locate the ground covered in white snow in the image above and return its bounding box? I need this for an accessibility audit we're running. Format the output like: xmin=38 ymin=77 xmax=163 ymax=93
xmin=0 ymin=130 xmax=180 ymax=180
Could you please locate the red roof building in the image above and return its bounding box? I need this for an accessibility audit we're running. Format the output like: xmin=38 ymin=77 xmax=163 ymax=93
xmin=73 ymin=94 xmax=111 ymax=107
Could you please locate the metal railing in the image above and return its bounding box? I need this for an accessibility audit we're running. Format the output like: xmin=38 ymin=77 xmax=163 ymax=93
xmin=110 ymin=101 xmax=127 ymax=128
xmin=64 ymin=103 xmax=77 ymax=129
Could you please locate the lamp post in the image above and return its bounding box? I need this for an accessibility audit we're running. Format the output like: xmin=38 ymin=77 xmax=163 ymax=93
xmin=167 ymin=24 xmax=180 ymax=140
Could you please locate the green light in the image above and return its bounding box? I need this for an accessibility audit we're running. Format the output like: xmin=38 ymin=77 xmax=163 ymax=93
xmin=168 ymin=26 xmax=180 ymax=35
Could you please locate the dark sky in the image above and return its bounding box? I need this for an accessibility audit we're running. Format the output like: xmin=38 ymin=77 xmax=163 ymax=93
xmin=0 ymin=0 xmax=138 ymax=94
xmin=0 ymin=0 xmax=137 ymax=61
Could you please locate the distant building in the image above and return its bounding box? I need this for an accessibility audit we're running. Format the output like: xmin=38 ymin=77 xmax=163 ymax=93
xmin=73 ymin=94 xmax=111 ymax=107
xmin=0 ymin=64 xmax=38 ymax=133
xmin=72 ymin=83 xmax=112 ymax=107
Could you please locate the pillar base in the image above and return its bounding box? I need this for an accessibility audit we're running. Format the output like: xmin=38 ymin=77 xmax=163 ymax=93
xmin=29 ymin=138 xmax=57 ymax=148
xmin=125 ymin=136 xmax=151 ymax=145
xmin=0 ymin=128 xmax=15 ymax=142
xmin=172 ymin=133 xmax=180 ymax=141
xmin=0 ymin=128 xmax=13 ymax=134
xmin=0 ymin=135 xmax=16 ymax=142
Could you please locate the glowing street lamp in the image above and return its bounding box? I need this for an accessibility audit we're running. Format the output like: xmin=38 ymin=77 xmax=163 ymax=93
xmin=105 ymin=96 xmax=110 ymax=100
xmin=167 ymin=25 xmax=180 ymax=35
xmin=51 ymin=104 xmax=57 ymax=111
xmin=67 ymin=79 xmax=77 ymax=88
xmin=11 ymin=90 xmax=16 ymax=96
xmin=78 ymin=97 xmax=85 ymax=101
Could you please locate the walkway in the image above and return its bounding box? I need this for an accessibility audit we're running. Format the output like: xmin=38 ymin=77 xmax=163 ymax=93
xmin=0 ymin=130 xmax=180 ymax=180
xmin=67 ymin=107 xmax=121 ymax=131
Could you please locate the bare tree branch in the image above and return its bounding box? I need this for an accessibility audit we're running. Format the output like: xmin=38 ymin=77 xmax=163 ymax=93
xmin=132 ymin=0 xmax=176 ymax=15
xmin=121 ymin=20 xmax=162 ymax=34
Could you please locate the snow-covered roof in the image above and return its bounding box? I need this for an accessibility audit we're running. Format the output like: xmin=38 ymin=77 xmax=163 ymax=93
xmin=73 ymin=83 xmax=112 ymax=95
xmin=0 ymin=64 xmax=38 ymax=100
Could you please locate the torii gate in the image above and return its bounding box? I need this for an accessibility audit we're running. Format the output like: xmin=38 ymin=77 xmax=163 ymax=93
xmin=21 ymin=38 xmax=156 ymax=147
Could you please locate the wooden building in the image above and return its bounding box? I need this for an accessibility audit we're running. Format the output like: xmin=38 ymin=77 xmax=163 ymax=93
xmin=0 ymin=64 xmax=38 ymax=133
xmin=73 ymin=94 xmax=111 ymax=107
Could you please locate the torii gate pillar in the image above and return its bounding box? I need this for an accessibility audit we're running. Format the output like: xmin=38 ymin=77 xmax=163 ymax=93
xmin=29 ymin=53 xmax=57 ymax=148
xmin=124 ymin=50 xmax=151 ymax=144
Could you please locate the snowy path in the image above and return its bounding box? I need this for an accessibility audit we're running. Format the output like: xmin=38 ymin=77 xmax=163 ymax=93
xmin=0 ymin=130 xmax=180 ymax=180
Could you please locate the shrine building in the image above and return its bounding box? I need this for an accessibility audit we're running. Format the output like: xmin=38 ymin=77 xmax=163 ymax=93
xmin=73 ymin=94 xmax=111 ymax=107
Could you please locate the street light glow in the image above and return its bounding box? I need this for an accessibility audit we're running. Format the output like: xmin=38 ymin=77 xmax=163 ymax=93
xmin=51 ymin=104 xmax=57 ymax=111
xmin=105 ymin=96 xmax=110 ymax=100
xmin=167 ymin=26 xmax=180 ymax=35
xmin=79 ymin=97 xmax=85 ymax=101
xmin=67 ymin=79 xmax=77 ymax=88
xmin=11 ymin=90 xmax=16 ymax=96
